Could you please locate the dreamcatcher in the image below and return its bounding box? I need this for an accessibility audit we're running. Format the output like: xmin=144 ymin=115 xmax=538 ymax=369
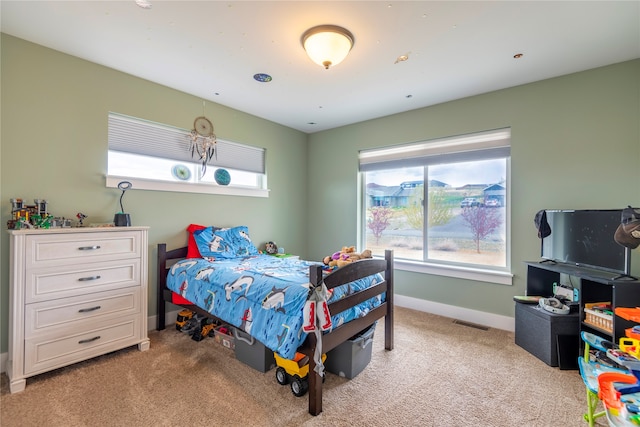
xmin=188 ymin=102 xmax=217 ymax=176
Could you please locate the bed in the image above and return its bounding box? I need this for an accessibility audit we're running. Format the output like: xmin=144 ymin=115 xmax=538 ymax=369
xmin=156 ymin=226 xmax=394 ymax=416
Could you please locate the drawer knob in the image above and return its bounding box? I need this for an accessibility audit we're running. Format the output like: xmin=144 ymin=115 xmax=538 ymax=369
xmin=78 ymin=306 xmax=101 ymax=313
xmin=78 ymin=275 xmax=101 ymax=282
xmin=78 ymin=336 xmax=101 ymax=344
xmin=78 ymin=245 xmax=101 ymax=251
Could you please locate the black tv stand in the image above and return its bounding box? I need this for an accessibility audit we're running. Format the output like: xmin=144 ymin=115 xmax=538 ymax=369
xmin=539 ymin=259 xmax=557 ymax=265
xmin=522 ymin=261 xmax=640 ymax=346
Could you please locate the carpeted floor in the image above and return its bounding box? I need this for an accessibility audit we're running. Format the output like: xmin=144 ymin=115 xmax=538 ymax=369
xmin=1 ymin=306 xmax=606 ymax=426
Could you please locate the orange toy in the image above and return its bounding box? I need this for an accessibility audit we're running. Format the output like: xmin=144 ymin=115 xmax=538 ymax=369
xmin=598 ymin=372 xmax=638 ymax=414
xmin=616 ymin=307 xmax=640 ymax=322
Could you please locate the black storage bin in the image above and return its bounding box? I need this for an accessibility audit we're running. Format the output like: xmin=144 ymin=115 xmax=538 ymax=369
xmin=325 ymin=323 xmax=375 ymax=379
xmin=515 ymin=302 xmax=579 ymax=368
xmin=233 ymin=328 xmax=276 ymax=372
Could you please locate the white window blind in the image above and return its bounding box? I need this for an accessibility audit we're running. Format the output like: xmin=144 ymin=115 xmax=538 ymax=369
xmin=359 ymin=128 xmax=511 ymax=171
xmin=108 ymin=112 xmax=265 ymax=174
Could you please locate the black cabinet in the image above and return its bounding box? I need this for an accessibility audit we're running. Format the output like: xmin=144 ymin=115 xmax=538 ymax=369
xmin=515 ymin=303 xmax=579 ymax=367
xmin=518 ymin=261 xmax=640 ymax=361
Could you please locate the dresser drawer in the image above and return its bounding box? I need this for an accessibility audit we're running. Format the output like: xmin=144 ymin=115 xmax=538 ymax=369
xmin=25 ymin=287 xmax=140 ymax=337
xmin=26 ymin=259 xmax=140 ymax=303
xmin=24 ymin=316 xmax=141 ymax=375
xmin=25 ymin=231 xmax=141 ymax=269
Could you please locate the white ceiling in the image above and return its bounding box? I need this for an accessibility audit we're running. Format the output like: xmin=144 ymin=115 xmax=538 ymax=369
xmin=2 ymin=1 xmax=639 ymax=133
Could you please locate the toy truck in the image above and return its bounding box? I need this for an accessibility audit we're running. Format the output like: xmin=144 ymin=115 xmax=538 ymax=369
xmin=274 ymin=352 xmax=326 ymax=397
xmin=191 ymin=318 xmax=218 ymax=342
xmin=175 ymin=309 xmax=194 ymax=331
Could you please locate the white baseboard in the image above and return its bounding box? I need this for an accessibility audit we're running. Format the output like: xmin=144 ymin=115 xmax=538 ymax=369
xmin=0 ymin=352 xmax=6 ymax=375
xmin=147 ymin=308 xmax=181 ymax=332
xmin=394 ymin=294 xmax=515 ymax=332
xmin=2 ymin=303 xmax=512 ymax=374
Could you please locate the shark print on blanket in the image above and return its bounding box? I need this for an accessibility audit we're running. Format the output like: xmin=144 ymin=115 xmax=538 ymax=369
xmin=195 ymin=267 xmax=215 ymax=282
xmin=224 ymin=276 xmax=254 ymax=301
xmin=262 ymin=286 xmax=288 ymax=313
xmin=204 ymin=290 xmax=217 ymax=313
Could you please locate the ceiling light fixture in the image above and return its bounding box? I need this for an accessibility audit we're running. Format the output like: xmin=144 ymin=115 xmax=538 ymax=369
xmin=301 ymin=25 xmax=354 ymax=69
xmin=135 ymin=0 xmax=152 ymax=9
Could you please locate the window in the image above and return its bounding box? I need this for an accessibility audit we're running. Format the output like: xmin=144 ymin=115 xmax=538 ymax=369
xmin=107 ymin=112 xmax=268 ymax=197
xmin=359 ymin=129 xmax=511 ymax=284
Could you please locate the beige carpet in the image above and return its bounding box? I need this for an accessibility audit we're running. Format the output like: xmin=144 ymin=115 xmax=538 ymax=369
xmin=1 ymin=307 xmax=605 ymax=426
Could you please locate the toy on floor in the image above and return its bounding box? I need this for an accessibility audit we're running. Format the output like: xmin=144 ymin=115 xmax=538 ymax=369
xmin=191 ymin=317 xmax=218 ymax=342
xmin=175 ymin=310 xmax=220 ymax=342
xmin=598 ymin=372 xmax=640 ymax=426
xmin=274 ymin=352 xmax=326 ymax=397
xmin=581 ymin=328 xmax=640 ymax=426
xmin=579 ymin=331 xmax=626 ymax=426
xmin=175 ymin=309 xmax=194 ymax=331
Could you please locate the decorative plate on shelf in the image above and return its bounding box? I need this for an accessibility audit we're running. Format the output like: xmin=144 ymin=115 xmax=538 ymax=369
xmin=172 ymin=164 xmax=191 ymax=181
xmin=214 ymin=168 xmax=231 ymax=186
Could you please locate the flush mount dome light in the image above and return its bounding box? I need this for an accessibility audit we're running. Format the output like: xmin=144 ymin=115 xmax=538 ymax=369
xmin=135 ymin=0 xmax=152 ymax=9
xmin=301 ymin=25 xmax=354 ymax=69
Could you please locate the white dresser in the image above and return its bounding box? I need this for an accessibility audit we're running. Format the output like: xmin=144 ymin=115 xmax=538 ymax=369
xmin=7 ymin=226 xmax=150 ymax=393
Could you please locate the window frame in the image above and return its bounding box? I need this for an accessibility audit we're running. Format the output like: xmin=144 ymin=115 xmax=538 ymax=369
xmin=358 ymin=129 xmax=513 ymax=285
xmin=106 ymin=112 xmax=269 ymax=197
xmin=105 ymin=175 xmax=269 ymax=197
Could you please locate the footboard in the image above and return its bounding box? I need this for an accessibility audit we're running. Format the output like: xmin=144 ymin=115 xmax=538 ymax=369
xmin=302 ymin=249 xmax=394 ymax=415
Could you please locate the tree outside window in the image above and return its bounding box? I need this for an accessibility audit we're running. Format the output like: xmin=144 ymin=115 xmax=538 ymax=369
xmin=362 ymin=158 xmax=507 ymax=269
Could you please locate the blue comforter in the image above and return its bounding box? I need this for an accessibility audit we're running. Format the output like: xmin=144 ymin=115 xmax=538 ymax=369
xmin=167 ymin=254 xmax=383 ymax=359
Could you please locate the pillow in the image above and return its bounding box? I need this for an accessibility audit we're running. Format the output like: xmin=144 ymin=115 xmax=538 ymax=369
xmin=172 ymin=292 xmax=194 ymax=305
xmin=186 ymin=224 xmax=207 ymax=258
xmin=194 ymin=225 xmax=259 ymax=259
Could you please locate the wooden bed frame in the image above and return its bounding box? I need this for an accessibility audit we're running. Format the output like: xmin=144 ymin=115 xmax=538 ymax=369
xmin=156 ymin=244 xmax=394 ymax=416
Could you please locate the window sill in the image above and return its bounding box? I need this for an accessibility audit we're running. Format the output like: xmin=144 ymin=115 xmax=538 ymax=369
xmin=106 ymin=175 xmax=270 ymax=198
xmin=394 ymin=259 xmax=513 ymax=285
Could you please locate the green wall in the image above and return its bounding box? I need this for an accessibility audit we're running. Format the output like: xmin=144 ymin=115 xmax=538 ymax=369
xmin=1 ymin=33 xmax=639 ymax=354
xmin=307 ymin=59 xmax=640 ymax=317
xmin=0 ymin=34 xmax=308 ymax=353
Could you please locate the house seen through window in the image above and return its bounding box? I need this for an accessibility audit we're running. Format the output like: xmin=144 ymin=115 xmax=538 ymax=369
xmin=360 ymin=129 xmax=510 ymax=275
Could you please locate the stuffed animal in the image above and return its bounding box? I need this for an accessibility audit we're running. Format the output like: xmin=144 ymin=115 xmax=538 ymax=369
xmin=265 ymin=241 xmax=278 ymax=255
xmin=323 ymin=246 xmax=373 ymax=268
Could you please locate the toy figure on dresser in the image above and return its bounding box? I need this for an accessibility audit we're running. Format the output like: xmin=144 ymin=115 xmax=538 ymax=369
xmin=6 ymin=198 xmax=73 ymax=230
xmin=76 ymin=212 xmax=88 ymax=227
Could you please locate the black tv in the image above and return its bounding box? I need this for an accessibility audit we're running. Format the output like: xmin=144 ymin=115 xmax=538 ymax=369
xmin=541 ymin=209 xmax=631 ymax=278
